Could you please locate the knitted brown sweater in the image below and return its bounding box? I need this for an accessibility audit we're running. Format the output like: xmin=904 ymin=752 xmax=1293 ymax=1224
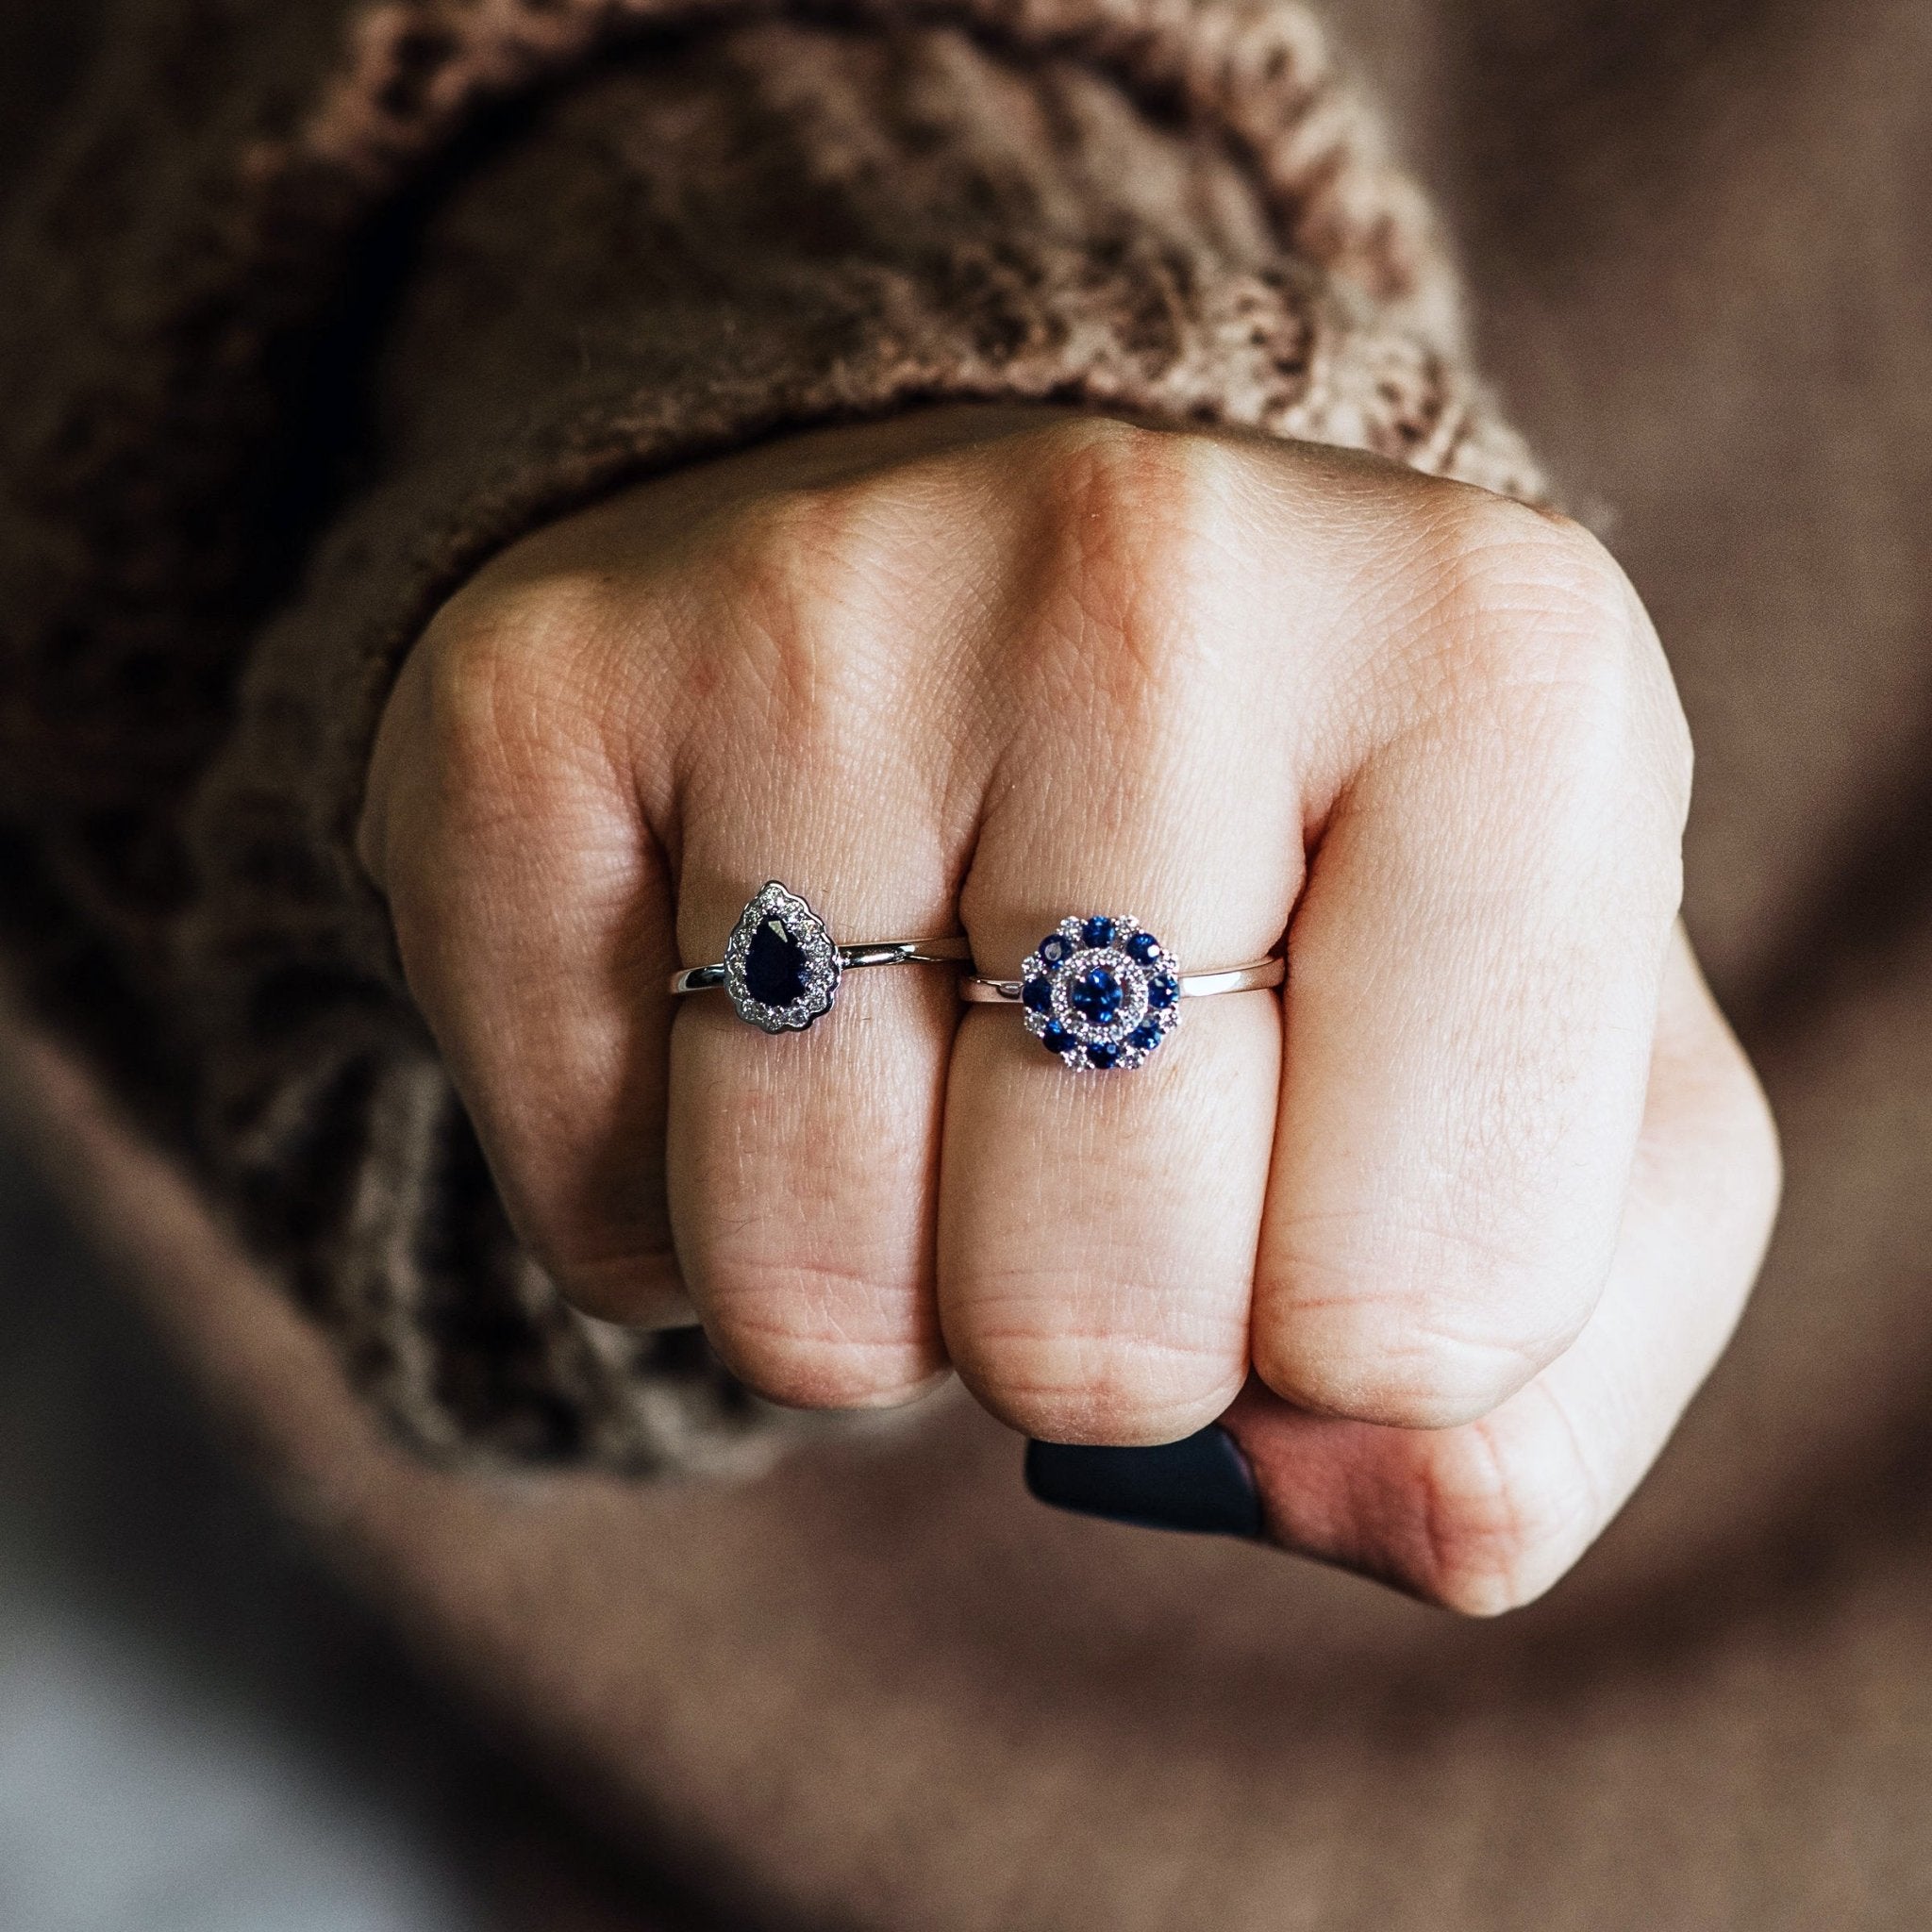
xmin=16 ymin=3 xmax=1932 ymax=1926
xmin=0 ymin=0 xmax=1540 ymax=1468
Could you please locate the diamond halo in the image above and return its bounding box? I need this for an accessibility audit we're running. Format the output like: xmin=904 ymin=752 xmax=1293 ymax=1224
xmin=721 ymin=882 xmax=842 ymax=1033
xmin=1020 ymin=914 xmax=1181 ymax=1071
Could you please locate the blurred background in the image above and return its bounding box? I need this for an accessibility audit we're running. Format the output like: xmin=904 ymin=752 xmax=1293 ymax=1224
xmin=0 ymin=1119 xmax=752 ymax=1932
xmin=0 ymin=8 xmax=708 ymax=1927
xmin=12 ymin=0 xmax=1924 ymax=1924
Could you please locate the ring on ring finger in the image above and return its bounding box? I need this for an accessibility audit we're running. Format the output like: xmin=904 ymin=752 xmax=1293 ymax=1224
xmin=669 ymin=879 xmax=970 ymax=1033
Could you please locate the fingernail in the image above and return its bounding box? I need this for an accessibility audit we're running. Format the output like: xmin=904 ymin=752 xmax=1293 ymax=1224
xmin=1024 ymin=1424 xmax=1263 ymax=1540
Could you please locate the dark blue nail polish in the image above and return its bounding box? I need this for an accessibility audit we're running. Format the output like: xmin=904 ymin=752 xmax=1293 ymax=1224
xmin=1024 ymin=1424 xmax=1263 ymax=1540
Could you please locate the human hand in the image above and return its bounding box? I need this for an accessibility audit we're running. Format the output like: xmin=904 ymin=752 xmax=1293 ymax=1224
xmin=358 ymin=407 xmax=1778 ymax=1610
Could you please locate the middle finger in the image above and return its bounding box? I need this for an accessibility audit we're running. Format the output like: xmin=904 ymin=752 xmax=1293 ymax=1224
xmin=939 ymin=432 xmax=1300 ymax=1445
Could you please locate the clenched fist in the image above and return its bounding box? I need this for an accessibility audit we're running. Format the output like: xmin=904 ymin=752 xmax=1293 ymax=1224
xmin=358 ymin=408 xmax=1777 ymax=1611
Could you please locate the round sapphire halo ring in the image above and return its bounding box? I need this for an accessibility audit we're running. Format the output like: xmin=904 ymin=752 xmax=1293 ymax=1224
xmin=669 ymin=881 xmax=971 ymax=1034
xmin=959 ymin=913 xmax=1286 ymax=1072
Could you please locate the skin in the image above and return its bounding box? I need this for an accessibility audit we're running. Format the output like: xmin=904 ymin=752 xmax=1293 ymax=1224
xmin=358 ymin=406 xmax=1781 ymax=1615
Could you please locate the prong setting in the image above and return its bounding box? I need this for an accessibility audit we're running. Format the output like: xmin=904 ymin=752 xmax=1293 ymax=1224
xmin=1021 ymin=914 xmax=1179 ymax=1071
xmin=721 ymin=881 xmax=841 ymax=1033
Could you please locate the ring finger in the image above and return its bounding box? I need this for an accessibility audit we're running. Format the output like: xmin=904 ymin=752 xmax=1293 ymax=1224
xmin=664 ymin=700 xmax=971 ymax=1411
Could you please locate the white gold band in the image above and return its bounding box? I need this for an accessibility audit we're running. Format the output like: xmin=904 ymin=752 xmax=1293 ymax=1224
xmin=959 ymin=957 xmax=1285 ymax=1004
xmin=671 ymin=936 xmax=971 ymax=997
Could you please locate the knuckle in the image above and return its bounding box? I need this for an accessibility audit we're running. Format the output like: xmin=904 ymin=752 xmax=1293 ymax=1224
xmin=1435 ymin=494 xmax=1633 ymax=636
xmin=953 ymin=1306 xmax=1244 ymax=1447
xmin=1257 ymin=1298 xmax=1554 ymax=1431
xmin=714 ymin=481 xmax=914 ymax=746
xmin=1407 ymin=494 xmax=1693 ymax=876
xmin=361 ymin=617 xmax=585 ymax=925
xmin=1257 ymin=1215 xmax=1591 ymax=1429
xmin=1399 ymin=1401 xmax=1605 ymax=1614
xmin=1424 ymin=500 xmax=1648 ymax=735
xmin=1032 ymin=413 xmax=1232 ymax=536
xmin=416 ymin=590 xmax=607 ymax=817
xmin=724 ymin=479 xmax=874 ymax=607
xmin=722 ymin=1328 xmax=944 ymax=1413
xmin=1023 ymin=417 xmax=1239 ymax=701
xmin=698 ymin=1258 xmax=943 ymax=1411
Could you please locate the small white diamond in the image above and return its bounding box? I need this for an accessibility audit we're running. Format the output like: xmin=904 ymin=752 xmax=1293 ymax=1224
xmin=721 ymin=881 xmax=841 ymax=1033
xmin=1025 ymin=913 xmax=1180 ymax=1071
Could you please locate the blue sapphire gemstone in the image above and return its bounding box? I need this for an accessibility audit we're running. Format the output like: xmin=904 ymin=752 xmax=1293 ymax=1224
xmin=1087 ymin=1041 xmax=1123 ymax=1070
xmin=1082 ymin=916 xmax=1117 ymax=948
xmin=1069 ymin=966 xmax=1124 ymax=1026
xmin=1041 ymin=1023 xmax=1076 ymax=1058
xmin=1147 ymin=974 xmax=1180 ymax=1010
xmin=1022 ymin=975 xmax=1055 ymax=1015
xmin=744 ymin=916 xmax=809 ymax=1007
xmin=1125 ymin=931 xmax=1161 ymax=965
xmin=1040 ymin=934 xmax=1070 ymax=965
xmin=1126 ymin=1022 xmax=1164 ymax=1054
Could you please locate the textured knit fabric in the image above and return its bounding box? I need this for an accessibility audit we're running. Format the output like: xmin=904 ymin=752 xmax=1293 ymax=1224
xmin=12 ymin=1 xmax=1932 ymax=1927
xmin=0 ymin=0 xmax=1538 ymax=1465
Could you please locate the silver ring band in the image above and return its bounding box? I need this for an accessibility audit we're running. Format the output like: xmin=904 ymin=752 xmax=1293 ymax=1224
xmin=673 ymin=937 xmax=970 ymax=997
xmin=960 ymin=958 xmax=1284 ymax=1003
xmin=978 ymin=912 xmax=1280 ymax=1072
xmin=670 ymin=879 xmax=967 ymax=1034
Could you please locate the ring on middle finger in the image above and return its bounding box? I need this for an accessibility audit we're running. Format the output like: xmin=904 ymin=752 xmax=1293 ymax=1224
xmin=959 ymin=913 xmax=1285 ymax=1072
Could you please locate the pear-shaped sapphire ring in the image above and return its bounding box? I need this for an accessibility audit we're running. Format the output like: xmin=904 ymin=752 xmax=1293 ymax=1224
xmin=960 ymin=914 xmax=1285 ymax=1072
xmin=670 ymin=881 xmax=971 ymax=1034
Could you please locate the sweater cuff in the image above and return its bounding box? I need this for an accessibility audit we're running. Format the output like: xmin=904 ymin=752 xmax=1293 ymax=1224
xmin=175 ymin=12 xmax=1542 ymax=1470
